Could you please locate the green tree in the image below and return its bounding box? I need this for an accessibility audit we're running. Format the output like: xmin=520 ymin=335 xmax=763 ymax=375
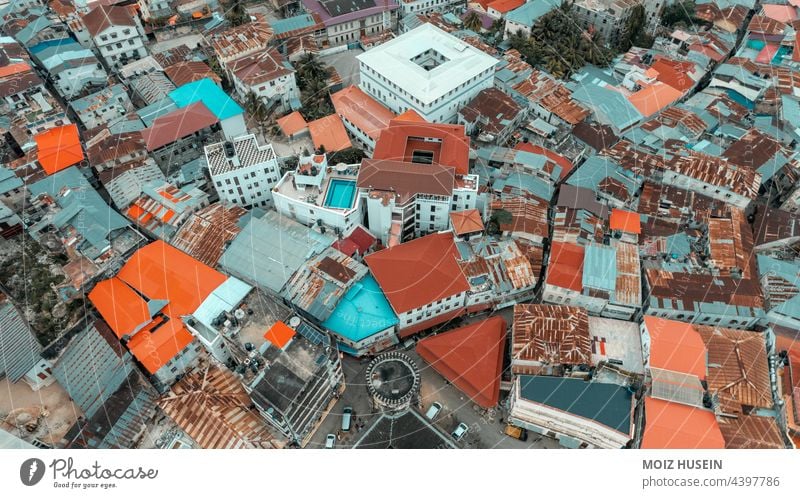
xmin=616 ymin=5 xmax=653 ymax=51
xmin=661 ymin=0 xmax=697 ymax=27
xmin=463 ymin=11 xmax=483 ymax=33
xmin=223 ymin=0 xmax=248 ymax=26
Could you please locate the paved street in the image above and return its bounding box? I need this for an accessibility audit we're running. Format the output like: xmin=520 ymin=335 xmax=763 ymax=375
xmin=321 ymin=49 xmax=364 ymax=87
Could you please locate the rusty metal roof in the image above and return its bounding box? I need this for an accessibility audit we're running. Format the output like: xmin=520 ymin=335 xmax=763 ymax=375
xmin=511 ymin=304 xmax=592 ymax=373
xmin=171 ymin=203 xmax=248 ymax=267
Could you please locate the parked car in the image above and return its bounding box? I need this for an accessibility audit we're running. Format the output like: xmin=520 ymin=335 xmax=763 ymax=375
xmin=342 ymin=406 xmax=353 ymax=431
xmin=425 ymin=402 xmax=443 ymax=420
xmin=451 ymin=422 xmax=469 ymax=441
xmin=325 ymin=434 xmax=336 ymax=449
xmin=504 ymin=424 xmax=528 ymax=441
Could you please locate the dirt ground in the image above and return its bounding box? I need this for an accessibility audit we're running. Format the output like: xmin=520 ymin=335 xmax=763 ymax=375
xmin=0 ymin=378 xmax=81 ymax=446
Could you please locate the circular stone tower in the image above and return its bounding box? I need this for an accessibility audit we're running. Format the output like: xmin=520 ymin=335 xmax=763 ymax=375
xmin=365 ymin=352 xmax=421 ymax=412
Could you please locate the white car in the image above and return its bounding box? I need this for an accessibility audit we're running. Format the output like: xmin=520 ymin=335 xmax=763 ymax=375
xmin=325 ymin=434 xmax=336 ymax=449
xmin=425 ymin=402 xmax=443 ymax=420
xmin=451 ymin=423 xmax=469 ymax=441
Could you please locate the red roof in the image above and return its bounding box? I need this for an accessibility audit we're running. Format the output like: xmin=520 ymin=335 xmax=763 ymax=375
xmin=545 ymin=242 xmax=584 ymax=292
xmin=641 ymin=397 xmax=724 ymax=449
xmin=365 ymin=232 xmax=470 ymax=314
xmin=644 ymin=316 xmax=707 ymax=380
xmin=330 ymin=85 xmax=394 ymax=142
xmin=34 ymin=124 xmax=84 ymax=175
xmin=514 ymin=142 xmax=574 ymax=180
xmin=346 ymin=225 xmax=376 ymax=254
xmin=628 ymin=83 xmax=683 ymax=117
xmin=372 ymin=114 xmax=470 ymax=175
xmin=650 ymin=57 xmax=696 ymax=92
xmin=276 ymin=111 xmax=308 ymax=137
xmin=308 ymin=114 xmax=352 ymax=152
xmin=609 ymin=208 xmax=641 ymax=234
xmin=141 ymin=102 xmax=218 ymax=151
xmin=264 ymin=321 xmax=296 ymax=349
xmin=450 ymin=209 xmax=485 ymax=236
xmin=331 ymin=238 xmax=359 ymax=257
xmin=487 ymin=0 xmax=524 ymax=13
xmin=127 ymin=319 xmax=195 ymax=375
xmin=416 ymin=316 xmax=507 ymax=408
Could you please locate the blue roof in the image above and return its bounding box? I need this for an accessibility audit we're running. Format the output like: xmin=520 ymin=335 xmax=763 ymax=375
xmin=493 ymin=171 xmax=554 ymax=201
xmin=567 ymin=154 xmax=640 ymax=199
xmin=582 ymin=244 xmax=617 ymax=292
xmin=571 ymin=83 xmax=642 ymax=131
xmin=169 ymin=78 xmax=243 ymax=121
xmin=506 ymin=0 xmax=559 ymax=27
xmin=0 ymin=167 xmax=23 ymax=196
xmin=322 ymin=275 xmax=398 ymax=343
xmin=757 ymin=255 xmax=800 ymax=319
xmin=270 ymin=14 xmax=317 ymax=35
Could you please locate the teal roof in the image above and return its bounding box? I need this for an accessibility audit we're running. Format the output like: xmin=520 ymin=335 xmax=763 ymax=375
xmin=582 ymin=244 xmax=617 ymax=292
xmin=0 ymin=167 xmax=23 ymax=195
xmin=169 ymin=78 xmax=243 ymax=121
xmin=270 ymin=14 xmax=317 ymax=35
xmin=517 ymin=376 xmax=633 ymax=435
xmin=567 ymin=154 xmax=640 ymax=199
xmin=506 ymin=0 xmax=559 ymax=27
xmin=493 ymin=171 xmax=554 ymax=201
xmin=136 ymin=97 xmax=177 ymax=127
xmin=29 ymin=167 xmax=129 ymax=257
xmin=322 ymin=275 xmax=398 ymax=343
xmin=571 ymin=83 xmax=642 ymax=131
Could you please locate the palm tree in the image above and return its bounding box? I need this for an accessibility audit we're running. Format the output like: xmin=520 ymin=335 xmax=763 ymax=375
xmin=463 ymin=11 xmax=483 ymax=33
xmin=297 ymin=53 xmax=326 ymax=86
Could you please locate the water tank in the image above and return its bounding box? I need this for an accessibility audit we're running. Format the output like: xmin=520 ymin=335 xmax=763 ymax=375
xmin=289 ymin=316 xmax=302 ymax=328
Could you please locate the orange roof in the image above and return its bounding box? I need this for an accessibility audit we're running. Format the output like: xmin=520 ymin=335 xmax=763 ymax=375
xmin=263 ymin=320 xmax=296 ymax=349
xmin=127 ymin=319 xmax=194 ymax=374
xmin=307 ymin=114 xmax=352 ymax=152
xmin=609 ymin=208 xmax=641 ymax=234
xmin=365 ymin=232 xmax=470 ymax=314
xmin=330 ymin=85 xmax=394 ymax=142
xmin=34 ymin=124 xmax=84 ymax=175
xmin=650 ymin=57 xmax=696 ymax=92
xmin=487 ymin=0 xmax=524 ymax=13
xmin=276 ymin=111 xmax=308 ymax=137
xmin=627 ymin=83 xmax=683 ymax=117
xmin=450 ymin=209 xmax=484 ymax=236
xmin=416 ymin=316 xmax=507 ymax=408
xmin=545 ymin=242 xmax=584 ymax=292
xmin=641 ymin=397 xmax=724 ymax=449
xmin=372 ymin=114 xmax=470 ymax=175
xmin=394 ymin=109 xmax=425 ymax=122
xmin=644 ymin=316 xmax=707 ymax=380
xmin=118 ymin=240 xmax=227 ymax=317
xmin=0 ymin=62 xmax=31 ymax=78
xmin=88 ymin=277 xmax=151 ymax=338
xmin=90 ymin=241 xmax=228 ymax=373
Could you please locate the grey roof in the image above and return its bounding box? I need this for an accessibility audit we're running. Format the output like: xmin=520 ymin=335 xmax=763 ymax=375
xmin=0 ymin=298 xmax=41 ymax=382
xmin=52 ymin=321 xmax=135 ymax=418
xmin=0 ymin=428 xmax=36 ymax=449
xmin=354 ymin=409 xmax=456 ymax=448
xmin=219 ymin=211 xmax=335 ymax=293
xmin=0 ymin=166 xmax=23 ymax=195
xmin=556 ymin=184 xmax=609 ymax=218
xmin=29 ymin=167 xmax=130 ymax=258
xmin=517 ymin=375 xmax=633 ymax=434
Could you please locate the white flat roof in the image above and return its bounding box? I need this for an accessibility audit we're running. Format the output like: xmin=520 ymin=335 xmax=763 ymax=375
xmin=357 ymin=23 xmax=497 ymax=105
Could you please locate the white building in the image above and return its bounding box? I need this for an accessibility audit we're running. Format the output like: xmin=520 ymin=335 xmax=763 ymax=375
xmin=82 ymin=4 xmax=147 ymax=70
xmin=205 ymin=134 xmax=282 ymax=209
xmin=228 ymin=49 xmax=299 ymax=114
xmin=357 ymin=23 xmax=497 ymax=123
xmin=356 ymin=158 xmax=479 ymax=246
xmin=273 ymin=154 xmax=363 ymax=235
xmin=398 ymin=0 xmax=464 ymax=16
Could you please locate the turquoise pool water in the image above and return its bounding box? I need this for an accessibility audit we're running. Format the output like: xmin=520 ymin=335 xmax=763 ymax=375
xmin=322 ymin=276 xmax=398 ymax=344
xmin=323 ymin=178 xmax=356 ymax=209
xmin=747 ymin=39 xmax=766 ymax=50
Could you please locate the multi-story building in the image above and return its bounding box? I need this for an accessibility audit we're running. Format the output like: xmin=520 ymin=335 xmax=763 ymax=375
xmin=228 ymin=49 xmax=299 ymax=114
xmin=366 ymin=232 xmax=470 ymax=337
xmin=357 ymin=159 xmax=478 ymax=245
xmin=141 ymin=102 xmax=221 ymax=173
xmin=205 ymin=134 xmax=281 ymax=209
xmin=273 ymin=153 xmax=363 ymax=233
xmin=330 ymin=85 xmax=394 ymax=155
xmin=302 ymin=0 xmax=399 ymax=48
xmin=248 ymin=319 xmax=344 ymax=446
xmin=29 ymin=37 xmax=107 ymax=100
xmin=662 ymin=152 xmax=761 ymax=210
xmin=571 ymin=0 xmax=641 ymax=47
xmin=357 ymin=23 xmax=497 ymax=123
xmin=125 ymin=181 xmax=210 ymax=240
xmin=82 ymin=4 xmax=147 ymax=70
xmin=398 ymin=0 xmax=464 ymax=16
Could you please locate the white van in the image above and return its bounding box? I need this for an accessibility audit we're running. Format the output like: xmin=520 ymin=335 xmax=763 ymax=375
xmin=341 ymin=406 xmax=353 ymax=431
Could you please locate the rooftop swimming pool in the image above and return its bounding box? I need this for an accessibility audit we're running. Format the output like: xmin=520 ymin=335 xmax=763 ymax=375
xmin=323 ymin=178 xmax=356 ymax=209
